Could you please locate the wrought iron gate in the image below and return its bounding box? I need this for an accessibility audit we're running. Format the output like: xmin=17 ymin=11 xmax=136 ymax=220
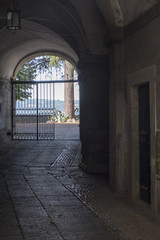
xmin=12 ymin=80 xmax=55 ymax=140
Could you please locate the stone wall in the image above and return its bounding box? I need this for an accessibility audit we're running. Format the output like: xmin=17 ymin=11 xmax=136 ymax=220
xmin=0 ymin=77 xmax=11 ymax=143
xmin=109 ymin=16 xmax=160 ymax=214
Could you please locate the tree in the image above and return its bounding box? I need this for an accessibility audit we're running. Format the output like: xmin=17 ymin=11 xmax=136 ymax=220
xmin=15 ymin=59 xmax=37 ymax=101
xmin=15 ymin=56 xmax=50 ymax=101
xmin=64 ymin=60 xmax=75 ymax=119
xmin=48 ymin=56 xmax=62 ymax=69
xmin=42 ymin=56 xmax=75 ymax=120
xmin=16 ymin=56 xmax=76 ymax=120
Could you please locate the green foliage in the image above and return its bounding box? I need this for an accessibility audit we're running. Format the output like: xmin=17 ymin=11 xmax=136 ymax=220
xmin=49 ymin=107 xmax=69 ymax=122
xmin=15 ymin=55 xmax=75 ymax=101
xmin=74 ymin=107 xmax=79 ymax=121
xmin=16 ymin=60 xmax=36 ymax=82
xmin=49 ymin=107 xmax=79 ymax=122
xmin=48 ymin=56 xmax=63 ymax=68
xmin=15 ymin=56 xmax=61 ymax=101
xmin=16 ymin=84 xmax=32 ymax=101
xmin=16 ymin=59 xmax=37 ymax=101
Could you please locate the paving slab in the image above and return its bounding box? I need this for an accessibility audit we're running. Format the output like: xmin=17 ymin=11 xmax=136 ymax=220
xmin=39 ymin=195 xmax=83 ymax=206
xmin=23 ymin=234 xmax=63 ymax=240
xmin=46 ymin=205 xmax=96 ymax=219
xmin=1 ymin=140 xmax=160 ymax=240
xmin=0 ymin=235 xmax=23 ymax=240
xmin=0 ymin=140 xmax=117 ymax=240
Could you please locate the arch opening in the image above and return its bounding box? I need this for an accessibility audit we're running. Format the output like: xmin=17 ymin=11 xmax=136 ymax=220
xmin=12 ymin=55 xmax=80 ymax=141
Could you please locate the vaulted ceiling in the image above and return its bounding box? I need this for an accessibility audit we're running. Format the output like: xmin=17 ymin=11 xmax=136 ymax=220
xmin=95 ymin=0 xmax=158 ymax=27
xmin=0 ymin=0 xmax=158 ymax=76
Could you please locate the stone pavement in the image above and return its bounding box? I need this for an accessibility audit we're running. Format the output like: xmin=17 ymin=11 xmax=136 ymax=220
xmin=55 ymin=123 xmax=79 ymax=140
xmin=0 ymin=140 xmax=160 ymax=240
xmin=0 ymin=140 xmax=118 ymax=240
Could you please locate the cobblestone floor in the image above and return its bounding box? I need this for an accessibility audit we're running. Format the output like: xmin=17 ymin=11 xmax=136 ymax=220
xmin=0 ymin=140 xmax=160 ymax=240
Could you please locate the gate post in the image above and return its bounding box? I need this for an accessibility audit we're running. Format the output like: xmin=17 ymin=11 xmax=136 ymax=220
xmin=77 ymin=54 xmax=109 ymax=175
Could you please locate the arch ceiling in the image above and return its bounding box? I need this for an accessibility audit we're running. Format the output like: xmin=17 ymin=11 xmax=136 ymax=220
xmin=0 ymin=0 xmax=158 ymax=77
xmin=95 ymin=0 xmax=158 ymax=27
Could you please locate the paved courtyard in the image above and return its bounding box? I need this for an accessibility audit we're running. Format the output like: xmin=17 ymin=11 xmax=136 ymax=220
xmin=0 ymin=140 xmax=117 ymax=240
xmin=0 ymin=140 xmax=160 ymax=240
xmin=13 ymin=122 xmax=80 ymax=140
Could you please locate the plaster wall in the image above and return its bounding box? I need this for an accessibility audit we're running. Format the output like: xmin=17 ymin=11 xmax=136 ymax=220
xmin=110 ymin=16 xmax=160 ymax=214
xmin=119 ymin=0 xmax=157 ymax=25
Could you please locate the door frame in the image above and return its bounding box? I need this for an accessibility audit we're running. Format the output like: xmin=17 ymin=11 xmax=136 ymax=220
xmin=128 ymin=65 xmax=157 ymax=213
xmin=138 ymin=82 xmax=151 ymax=203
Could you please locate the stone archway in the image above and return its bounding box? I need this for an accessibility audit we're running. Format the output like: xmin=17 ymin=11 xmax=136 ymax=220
xmin=12 ymin=55 xmax=80 ymax=141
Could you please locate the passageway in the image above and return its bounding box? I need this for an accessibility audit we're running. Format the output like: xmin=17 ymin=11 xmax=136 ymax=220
xmin=0 ymin=140 xmax=116 ymax=240
xmin=1 ymin=0 xmax=160 ymax=238
xmin=0 ymin=140 xmax=160 ymax=240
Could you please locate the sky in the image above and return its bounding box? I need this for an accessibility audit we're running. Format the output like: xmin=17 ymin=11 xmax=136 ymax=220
xmin=35 ymin=66 xmax=79 ymax=101
xmin=54 ymin=82 xmax=79 ymax=101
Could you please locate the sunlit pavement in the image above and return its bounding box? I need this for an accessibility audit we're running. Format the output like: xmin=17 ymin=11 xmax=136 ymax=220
xmin=0 ymin=140 xmax=160 ymax=240
xmin=55 ymin=123 xmax=80 ymax=140
xmin=14 ymin=122 xmax=80 ymax=140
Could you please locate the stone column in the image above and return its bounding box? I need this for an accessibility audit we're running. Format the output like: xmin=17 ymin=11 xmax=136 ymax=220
xmin=0 ymin=77 xmax=12 ymax=143
xmin=109 ymin=43 xmax=126 ymax=194
xmin=77 ymin=54 xmax=109 ymax=175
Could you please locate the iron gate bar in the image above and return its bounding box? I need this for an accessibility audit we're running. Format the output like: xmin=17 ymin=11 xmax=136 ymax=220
xmin=12 ymin=80 xmax=78 ymax=84
xmin=11 ymin=79 xmax=14 ymax=140
xmin=11 ymin=78 xmax=79 ymax=140
xmin=36 ymin=82 xmax=38 ymax=140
